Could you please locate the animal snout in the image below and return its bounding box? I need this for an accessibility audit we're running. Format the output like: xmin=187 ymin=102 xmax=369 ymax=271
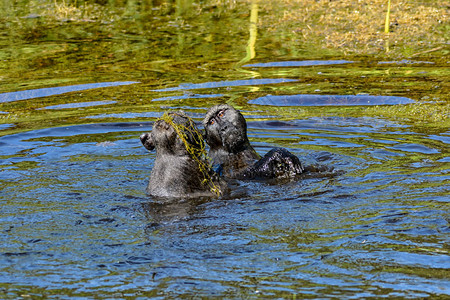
xmin=140 ymin=133 xmax=149 ymax=144
xmin=219 ymin=121 xmax=234 ymax=132
xmin=140 ymin=132 xmax=155 ymax=151
xmin=220 ymin=122 xmax=229 ymax=132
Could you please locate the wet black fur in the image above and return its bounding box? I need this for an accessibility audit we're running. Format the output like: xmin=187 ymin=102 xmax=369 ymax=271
xmin=140 ymin=111 xmax=226 ymax=198
xmin=203 ymin=104 xmax=304 ymax=180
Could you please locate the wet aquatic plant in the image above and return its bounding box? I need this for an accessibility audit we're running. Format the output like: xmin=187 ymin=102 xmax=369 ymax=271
xmin=384 ymin=0 xmax=391 ymax=52
xmin=367 ymin=102 xmax=450 ymax=126
xmin=159 ymin=111 xmax=222 ymax=196
xmin=384 ymin=0 xmax=391 ymax=34
xmin=237 ymin=0 xmax=259 ymax=67
xmin=53 ymin=0 xmax=77 ymax=19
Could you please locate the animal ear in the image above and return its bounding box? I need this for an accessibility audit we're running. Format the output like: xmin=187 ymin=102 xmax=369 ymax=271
xmin=140 ymin=133 xmax=155 ymax=151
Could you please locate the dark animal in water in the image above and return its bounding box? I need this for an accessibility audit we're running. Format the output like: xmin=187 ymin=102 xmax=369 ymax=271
xmin=140 ymin=111 xmax=225 ymax=198
xmin=203 ymin=104 xmax=304 ymax=180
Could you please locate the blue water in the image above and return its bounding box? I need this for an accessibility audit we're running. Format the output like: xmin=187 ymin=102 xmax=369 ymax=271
xmin=249 ymin=94 xmax=414 ymax=106
xmin=1 ymin=63 xmax=449 ymax=298
xmin=41 ymin=100 xmax=117 ymax=110
xmin=0 ymin=81 xmax=139 ymax=103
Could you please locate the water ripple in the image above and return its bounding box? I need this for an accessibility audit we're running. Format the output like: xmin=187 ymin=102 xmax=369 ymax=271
xmin=249 ymin=94 xmax=414 ymax=106
xmin=243 ymin=60 xmax=354 ymax=67
xmin=152 ymin=93 xmax=223 ymax=101
xmin=40 ymin=100 xmax=117 ymax=110
xmin=151 ymin=78 xmax=298 ymax=92
xmin=0 ymin=81 xmax=139 ymax=103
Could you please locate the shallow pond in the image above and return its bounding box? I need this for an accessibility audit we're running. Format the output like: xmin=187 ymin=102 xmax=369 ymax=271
xmin=1 ymin=1 xmax=449 ymax=298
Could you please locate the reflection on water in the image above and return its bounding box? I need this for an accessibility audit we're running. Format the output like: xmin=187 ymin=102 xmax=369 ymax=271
xmin=249 ymin=94 xmax=415 ymax=106
xmin=86 ymin=112 xmax=161 ymax=119
xmin=0 ymin=124 xmax=13 ymax=130
xmin=243 ymin=60 xmax=355 ymax=67
xmin=0 ymin=82 xmax=139 ymax=103
xmin=151 ymin=78 xmax=298 ymax=92
xmin=41 ymin=100 xmax=117 ymax=110
xmin=377 ymin=59 xmax=435 ymax=65
xmin=152 ymin=93 xmax=223 ymax=102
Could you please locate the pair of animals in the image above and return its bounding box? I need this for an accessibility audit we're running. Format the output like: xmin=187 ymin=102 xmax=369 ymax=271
xmin=140 ymin=104 xmax=304 ymax=198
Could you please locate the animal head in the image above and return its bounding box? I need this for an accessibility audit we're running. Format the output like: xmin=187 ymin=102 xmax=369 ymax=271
xmin=202 ymin=104 xmax=249 ymax=153
xmin=140 ymin=111 xmax=223 ymax=197
xmin=140 ymin=111 xmax=205 ymax=157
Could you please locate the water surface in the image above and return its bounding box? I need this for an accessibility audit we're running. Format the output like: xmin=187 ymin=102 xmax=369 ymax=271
xmin=249 ymin=94 xmax=414 ymax=106
xmin=0 ymin=1 xmax=449 ymax=299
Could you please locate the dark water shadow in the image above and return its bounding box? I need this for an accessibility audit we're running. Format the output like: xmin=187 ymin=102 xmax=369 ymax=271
xmin=377 ymin=59 xmax=435 ymax=65
xmin=249 ymin=94 xmax=414 ymax=106
xmin=140 ymin=197 xmax=212 ymax=228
